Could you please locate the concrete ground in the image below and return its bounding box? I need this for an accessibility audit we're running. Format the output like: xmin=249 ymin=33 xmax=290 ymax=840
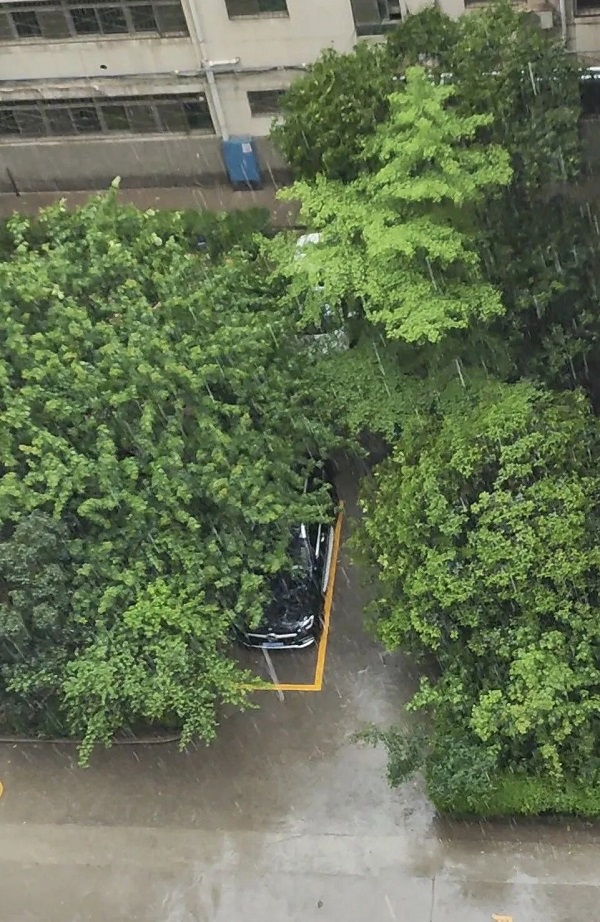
xmin=0 ymin=458 xmax=599 ymax=921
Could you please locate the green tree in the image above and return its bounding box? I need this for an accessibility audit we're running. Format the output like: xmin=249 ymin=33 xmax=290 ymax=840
xmin=271 ymin=42 xmax=396 ymax=182
xmin=440 ymin=1 xmax=582 ymax=190
xmin=0 ymin=512 xmax=73 ymax=731
xmin=355 ymin=380 xmax=600 ymax=781
xmin=282 ymin=66 xmax=511 ymax=345
xmin=0 ymin=191 xmax=336 ymax=760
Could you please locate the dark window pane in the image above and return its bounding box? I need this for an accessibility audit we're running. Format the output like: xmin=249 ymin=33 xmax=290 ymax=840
xmin=576 ymin=0 xmax=600 ymax=12
xmin=0 ymin=109 xmax=20 ymax=135
xmin=183 ymin=100 xmax=212 ymax=130
xmin=71 ymin=105 xmax=101 ymax=132
xmin=14 ymin=108 xmax=45 ymax=136
xmin=156 ymin=102 xmax=187 ymax=132
xmin=225 ymin=0 xmax=259 ymax=15
xmin=581 ymin=79 xmax=600 ymax=115
xmin=70 ymin=7 xmax=100 ymax=33
xmin=38 ymin=8 xmax=72 ymax=37
xmin=98 ymin=5 xmax=128 ymax=32
xmin=125 ymin=103 xmax=158 ymax=132
xmin=46 ymin=108 xmax=76 ymax=135
xmin=130 ymin=4 xmax=157 ymax=30
xmin=352 ymin=0 xmax=383 ymax=25
xmin=102 ymin=103 xmax=130 ymax=130
xmin=247 ymin=89 xmax=284 ymax=116
xmin=226 ymin=0 xmax=287 ymax=15
xmin=12 ymin=10 xmax=42 ymax=37
xmin=154 ymin=3 xmax=188 ymax=33
xmin=0 ymin=11 xmax=15 ymax=40
xmin=258 ymin=0 xmax=287 ymax=10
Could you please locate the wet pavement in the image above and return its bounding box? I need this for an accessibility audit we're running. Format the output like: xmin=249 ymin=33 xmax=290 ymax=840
xmin=0 ymin=457 xmax=599 ymax=921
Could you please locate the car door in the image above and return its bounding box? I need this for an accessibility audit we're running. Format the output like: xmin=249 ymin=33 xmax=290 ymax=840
xmin=309 ymin=522 xmax=335 ymax=596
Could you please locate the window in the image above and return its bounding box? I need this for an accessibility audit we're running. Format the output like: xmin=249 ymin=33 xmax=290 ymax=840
xmin=97 ymin=5 xmax=128 ymax=31
xmin=0 ymin=109 xmax=20 ymax=135
xmin=12 ymin=9 xmax=42 ymax=36
xmin=71 ymin=104 xmax=102 ymax=132
xmin=0 ymin=0 xmax=188 ymax=40
xmin=70 ymin=6 xmax=101 ymax=33
xmin=581 ymin=75 xmax=600 ymax=115
xmin=225 ymin=0 xmax=288 ymax=18
xmin=130 ymin=3 xmax=157 ymax=29
xmin=0 ymin=94 xmax=214 ymax=139
xmin=350 ymin=0 xmax=401 ymax=35
xmin=247 ymin=89 xmax=285 ymax=117
xmin=576 ymin=0 xmax=600 ymax=14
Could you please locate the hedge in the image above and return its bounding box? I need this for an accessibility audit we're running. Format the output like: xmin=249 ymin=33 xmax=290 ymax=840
xmin=431 ymin=773 xmax=600 ymax=818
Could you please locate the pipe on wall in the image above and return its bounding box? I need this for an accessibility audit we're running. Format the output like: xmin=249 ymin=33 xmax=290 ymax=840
xmin=178 ymin=0 xmax=229 ymax=139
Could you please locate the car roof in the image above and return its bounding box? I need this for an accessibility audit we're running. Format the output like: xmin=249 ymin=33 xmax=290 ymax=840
xmin=296 ymin=233 xmax=322 ymax=249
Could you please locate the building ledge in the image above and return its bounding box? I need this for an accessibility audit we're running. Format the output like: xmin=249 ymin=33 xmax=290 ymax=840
xmin=0 ymin=32 xmax=190 ymax=49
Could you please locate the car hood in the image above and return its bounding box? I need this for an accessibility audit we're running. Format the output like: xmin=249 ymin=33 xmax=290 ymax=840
xmin=256 ymin=571 xmax=318 ymax=633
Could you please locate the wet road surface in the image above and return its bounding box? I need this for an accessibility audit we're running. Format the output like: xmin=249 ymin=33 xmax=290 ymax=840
xmin=1 ymin=458 xmax=599 ymax=921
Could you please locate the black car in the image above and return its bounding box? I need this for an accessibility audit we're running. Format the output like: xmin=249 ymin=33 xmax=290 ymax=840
xmin=238 ymin=471 xmax=338 ymax=650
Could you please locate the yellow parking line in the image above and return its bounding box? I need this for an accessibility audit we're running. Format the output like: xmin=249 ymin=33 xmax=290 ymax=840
xmin=312 ymin=505 xmax=343 ymax=690
xmin=253 ymin=504 xmax=344 ymax=693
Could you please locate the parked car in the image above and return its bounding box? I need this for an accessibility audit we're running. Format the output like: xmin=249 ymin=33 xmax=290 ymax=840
xmin=237 ymin=468 xmax=338 ymax=650
xmin=295 ymin=234 xmax=350 ymax=355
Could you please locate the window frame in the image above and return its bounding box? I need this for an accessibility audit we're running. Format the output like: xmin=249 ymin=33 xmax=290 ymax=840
xmin=247 ymin=88 xmax=286 ymax=117
xmin=224 ymin=0 xmax=289 ymax=20
xmin=0 ymin=94 xmax=214 ymax=140
xmin=575 ymin=0 xmax=600 ymax=16
xmin=351 ymin=0 xmax=401 ymax=36
xmin=0 ymin=0 xmax=189 ymax=40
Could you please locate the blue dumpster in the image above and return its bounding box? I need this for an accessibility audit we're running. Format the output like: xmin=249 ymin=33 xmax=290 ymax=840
xmin=221 ymin=136 xmax=262 ymax=189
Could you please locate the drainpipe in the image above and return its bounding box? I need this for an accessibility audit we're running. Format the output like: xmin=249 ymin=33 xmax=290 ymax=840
xmin=559 ymin=0 xmax=568 ymax=45
xmin=204 ymin=67 xmax=229 ymax=140
xmin=180 ymin=0 xmax=231 ymax=139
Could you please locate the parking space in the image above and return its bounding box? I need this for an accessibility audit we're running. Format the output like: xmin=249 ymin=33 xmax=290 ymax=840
xmin=236 ymin=507 xmax=344 ymax=691
xmin=1 ymin=455 xmax=600 ymax=920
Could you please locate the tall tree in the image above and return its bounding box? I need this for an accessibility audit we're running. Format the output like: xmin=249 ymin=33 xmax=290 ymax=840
xmin=0 ymin=192 xmax=336 ymax=761
xmin=355 ymin=380 xmax=600 ymax=782
xmin=271 ymin=42 xmax=396 ymax=183
xmin=282 ymin=66 xmax=511 ymax=345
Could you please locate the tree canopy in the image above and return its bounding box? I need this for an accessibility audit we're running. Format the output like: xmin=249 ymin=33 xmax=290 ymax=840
xmin=272 ymin=2 xmax=596 ymax=437
xmin=271 ymin=41 xmax=396 ymax=183
xmin=356 ymin=381 xmax=600 ymax=783
xmin=271 ymin=2 xmax=600 ymax=813
xmin=281 ymin=66 xmax=512 ymax=345
xmin=0 ymin=192 xmax=336 ymax=761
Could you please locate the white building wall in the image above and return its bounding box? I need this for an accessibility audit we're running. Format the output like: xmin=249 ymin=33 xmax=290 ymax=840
xmin=188 ymin=0 xmax=356 ymax=67
xmin=0 ymin=35 xmax=197 ymax=82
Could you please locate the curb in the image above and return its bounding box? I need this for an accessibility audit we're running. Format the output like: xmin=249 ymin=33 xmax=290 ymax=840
xmin=0 ymin=733 xmax=181 ymax=746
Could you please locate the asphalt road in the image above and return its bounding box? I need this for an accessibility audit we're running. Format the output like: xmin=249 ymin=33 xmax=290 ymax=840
xmin=0 ymin=457 xmax=599 ymax=922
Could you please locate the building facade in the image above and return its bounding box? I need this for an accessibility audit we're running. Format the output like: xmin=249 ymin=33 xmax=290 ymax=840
xmin=0 ymin=0 xmax=590 ymax=192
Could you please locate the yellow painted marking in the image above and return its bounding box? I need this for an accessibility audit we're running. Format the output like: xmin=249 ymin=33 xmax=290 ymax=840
xmin=492 ymin=915 xmax=513 ymax=922
xmin=245 ymin=505 xmax=344 ymax=693
xmin=0 ymin=780 xmax=3 ymax=799
xmin=311 ymin=504 xmax=343 ymax=691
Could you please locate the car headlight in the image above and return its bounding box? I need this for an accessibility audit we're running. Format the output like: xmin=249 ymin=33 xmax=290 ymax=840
xmin=299 ymin=614 xmax=315 ymax=630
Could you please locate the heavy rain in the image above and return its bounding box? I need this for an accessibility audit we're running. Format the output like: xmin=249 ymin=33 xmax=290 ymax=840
xmin=2 ymin=0 xmax=600 ymax=920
